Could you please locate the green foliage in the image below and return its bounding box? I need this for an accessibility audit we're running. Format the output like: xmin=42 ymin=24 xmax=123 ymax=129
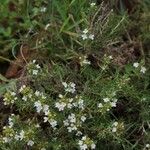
xmin=0 ymin=55 xmax=149 ymax=150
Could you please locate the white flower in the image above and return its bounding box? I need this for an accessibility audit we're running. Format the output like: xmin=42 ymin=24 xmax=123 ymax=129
xmin=67 ymin=103 xmax=73 ymax=109
xmin=44 ymin=116 xmax=48 ymax=123
xmin=146 ymin=144 xmax=150 ymax=148
xmin=78 ymin=140 xmax=83 ymax=145
xmin=8 ymin=117 xmax=14 ymax=128
xmin=89 ymin=34 xmax=94 ymax=40
xmin=112 ymin=127 xmax=117 ymax=132
xmin=82 ymin=136 xmax=87 ymax=141
xmin=42 ymin=95 xmax=46 ymax=99
xmin=22 ymin=96 xmax=27 ymax=101
xmin=80 ymin=144 xmax=88 ymax=150
xmin=69 ymin=98 xmax=73 ymax=103
xmin=10 ymin=92 xmax=16 ymax=96
xmin=81 ymin=116 xmax=86 ymax=122
xmin=103 ymin=98 xmax=110 ymax=103
xmin=91 ymin=143 xmax=96 ymax=149
xmin=19 ymin=130 xmax=25 ymax=140
xmin=44 ymin=115 xmax=57 ymax=129
xmin=79 ymin=136 xmax=95 ymax=150
xmin=49 ymin=119 xmax=57 ymax=128
xmin=41 ymin=7 xmax=46 ymax=12
xmin=43 ymin=104 xmax=49 ymax=115
xmin=78 ymin=99 xmax=84 ymax=109
xmin=98 ymin=103 xmax=103 ymax=108
xmin=63 ymin=120 xmax=69 ymax=126
xmin=81 ymin=29 xmax=94 ymax=41
xmin=70 ymin=82 xmax=76 ymax=88
xmin=67 ymin=82 xmax=76 ymax=93
xmin=67 ymin=126 xmax=73 ymax=132
xmin=82 ymin=59 xmax=91 ymax=65
xmin=35 ymin=124 xmax=40 ymax=128
xmin=28 ymin=94 xmax=32 ymax=98
xmin=27 ymin=140 xmax=34 ymax=146
xmin=14 ymin=134 xmax=20 ymax=140
xmin=35 ymin=91 xmax=40 ymax=96
xmin=110 ymin=102 xmax=117 ymax=107
xmin=140 ymin=66 xmax=146 ymax=73
xmin=113 ymin=122 xmax=118 ymax=126
xmin=3 ymin=137 xmax=11 ymax=143
xmin=62 ymin=82 xmax=76 ymax=93
xmin=90 ymin=3 xmax=96 ymax=7
xmin=32 ymin=69 xmax=38 ymax=75
xmin=73 ymin=102 xmax=78 ymax=107
xmin=65 ymin=113 xmax=81 ymax=132
xmin=71 ymin=124 xmax=77 ymax=131
xmin=133 ymin=62 xmax=139 ymax=68
xmin=55 ymin=102 xmax=66 ymax=111
xmin=33 ymin=60 xmax=36 ymax=63
xmin=79 ymin=56 xmax=91 ymax=66
xmin=19 ymin=85 xmax=26 ymax=92
xmin=41 ymin=148 xmax=46 ymax=150
xmin=83 ymin=29 xmax=88 ymax=34
xmin=76 ymin=131 xmax=83 ymax=136
xmin=34 ymin=101 xmax=42 ymax=113
xmin=67 ymin=125 xmax=77 ymax=132
xmin=68 ymin=113 xmax=76 ymax=123
xmin=81 ymin=34 xmax=88 ymax=40
xmin=62 ymin=82 xmax=67 ymax=88
xmin=109 ymin=55 xmax=113 ymax=59
xmin=45 ymin=23 xmax=50 ymax=30
xmin=58 ymin=94 xmax=63 ymax=98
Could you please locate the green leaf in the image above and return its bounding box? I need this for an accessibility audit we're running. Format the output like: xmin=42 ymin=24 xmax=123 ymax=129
xmin=0 ymin=74 xmax=9 ymax=82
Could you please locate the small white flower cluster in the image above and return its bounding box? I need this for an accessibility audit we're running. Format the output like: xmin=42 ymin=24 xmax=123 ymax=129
xmin=78 ymin=136 xmax=96 ymax=150
xmin=55 ymin=94 xmax=74 ymax=111
xmin=2 ymin=125 xmax=35 ymax=147
xmin=133 ymin=62 xmax=146 ymax=74
xmin=73 ymin=96 xmax=85 ymax=110
xmin=101 ymin=55 xmax=113 ymax=70
xmin=90 ymin=2 xmax=96 ymax=7
xmin=15 ymin=130 xmax=34 ymax=146
xmin=79 ymin=56 xmax=91 ymax=66
xmin=27 ymin=140 xmax=34 ymax=146
xmin=98 ymin=97 xmax=118 ymax=112
xmin=63 ymin=113 xmax=86 ymax=133
xmin=8 ymin=114 xmax=15 ymax=128
xmin=27 ymin=60 xmax=41 ymax=76
xmin=2 ymin=115 xmax=17 ymax=143
xmin=55 ymin=95 xmax=85 ymax=112
xmin=44 ymin=113 xmax=57 ymax=129
xmin=111 ymin=122 xmax=118 ymax=133
xmin=34 ymin=101 xmax=57 ymax=129
xmin=2 ymin=136 xmax=12 ymax=143
xmin=40 ymin=7 xmax=47 ymax=13
xmin=19 ymin=85 xmax=26 ymax=93
xmin=34 ymin=101 xmax=48 ymax=113
xmin=3 ymin=91 xmax=17 ymax=105
xmin=2 ymin=126 xmax=14 ymax=143
xmin=81 ymin=29 xmax=94 ymax=40
xmin=34 ymin=90 xmax=47 ymax=99
xmin=14 ymin=130 xmax=25 ymax=141
xmin=19 ymin=85 xmax=34 ymax=101
xmin=62 ymin=82 xmax=76 ymax=93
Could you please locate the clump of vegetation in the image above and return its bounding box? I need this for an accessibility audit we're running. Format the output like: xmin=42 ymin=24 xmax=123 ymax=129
xmin=0 ymin=0 xmax=149 ymax=150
